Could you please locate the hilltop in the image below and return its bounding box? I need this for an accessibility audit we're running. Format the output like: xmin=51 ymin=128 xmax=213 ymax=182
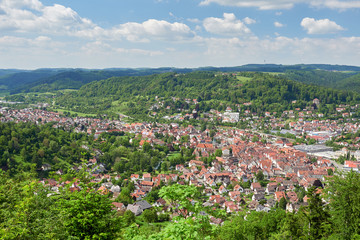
xmin=2 ymin=64 xmax=360 ymax=96
xmin=45 ymin=71 xmax=359 ymax=120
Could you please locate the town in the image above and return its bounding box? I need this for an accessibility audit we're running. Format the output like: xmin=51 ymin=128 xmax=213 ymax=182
xmin=1 ymin=99 xmax=359 ymax=225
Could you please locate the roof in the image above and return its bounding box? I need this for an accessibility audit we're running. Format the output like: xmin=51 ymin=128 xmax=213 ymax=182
xmin=135 ymin=200 xmax=152 ymax=211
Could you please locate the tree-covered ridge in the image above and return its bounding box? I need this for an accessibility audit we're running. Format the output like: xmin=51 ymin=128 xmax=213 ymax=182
xmin=284 ymin=70 xmax=360 ymax=93
xmin=52 ymin=71 xmax=360 ymax=118
xmin=284 ymin=69 xmax=354 ymax=88
xmin=0 ymin=122 xmax=91 ymax=177
xmin=10 ymin=70 xmax=123 ymax=94
xmin=3 ymin=64 xmax=360 ymax=95
xmin=336 ymin=73 xmax=360 ymax=93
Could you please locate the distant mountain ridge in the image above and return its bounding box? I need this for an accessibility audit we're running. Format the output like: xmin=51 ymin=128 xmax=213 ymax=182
xmin=1 ymin=64 xmax=360 ymax=94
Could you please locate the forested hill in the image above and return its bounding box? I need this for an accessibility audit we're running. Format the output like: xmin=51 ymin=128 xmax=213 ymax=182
xmin=3 ymin=64 xmax=360 ymax=94
xmin=9 ymin=69 xmax=181 ymax=94
xmin=11 ymin=70 xmax=120 ymax=94
xmin=0 ymin=69 xmax=66 ymax=92
xmin=5 ymin=68 xmax=191 ymax=94
xmin=76 ymin=71 xmax=359 ymax=103
xmin=336 ymin=73 xmax=360 ymax=93
xmin=53 ymin=71 xmax=360 ymax=118
xmin=284 ymin=70 xmax=360 ymax=93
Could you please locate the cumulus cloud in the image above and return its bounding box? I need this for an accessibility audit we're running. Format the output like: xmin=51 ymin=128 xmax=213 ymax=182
xmin=1 ymin=0 xmax=43 ymax=11
xmin=201 ymin=35 xmax=360 ymax=66
xmin=203 ymin=13 xmax=252 ymax=36
xmin=310 ymin=0 xmax=360 ymax=9
xmin=0 ymin=1 xmax=102 ymax=37
xmin=200 ymin=0 xmax=301 ymax=10
xmin=274 ymin=21 xmax=284 ymax=27
xmin=199 ymin=0 xmax=360 ymax=10
xmin=187 ymin=18 xmax=201 ymax=23
xmin=81 ymin=41 xmax=163 ymax=56
xmin=0 ymin=0 xmax=197 ymax=43
xmin=243 ymin=17 xmax=256 ymax=24
xmin=111 ymin=19 xmax=195 ymax=42
xmin=301 ymin=17 xmax=344 ymax=34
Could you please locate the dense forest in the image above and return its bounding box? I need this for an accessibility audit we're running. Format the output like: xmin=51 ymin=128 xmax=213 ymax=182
xmin=46 ymin=71 xmax=360 ymax=120
xmin=284 ymin=70 xmax=360 ymax=93
xmin=2 ymin=64 xmax=360 ymax=96
xmin=0 ymin=121 xmax=92 ymax=177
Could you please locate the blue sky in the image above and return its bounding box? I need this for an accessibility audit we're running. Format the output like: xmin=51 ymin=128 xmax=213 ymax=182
xmin=0 ymin=0 xmax=359 ymax=69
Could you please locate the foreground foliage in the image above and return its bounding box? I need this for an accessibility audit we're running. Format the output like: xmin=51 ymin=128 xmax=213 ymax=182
xmin=1 ymin=170 xmax=360 ymax=239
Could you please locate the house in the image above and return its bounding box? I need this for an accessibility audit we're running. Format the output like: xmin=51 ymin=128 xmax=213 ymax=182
xmin=97 ymin=186 xmax=109 ymax=195
xmin=251 ymin=182 xmax=262 ymax=191
xmin=153 ymin=198 xmax=167 ymax=207
xmin=189 ymin=160 xmax=204 ymax=167
xmin=110 ymin=185 xmax=121 ymax=193
xmin=210 ymin=216 xmax=224 ymax=225
xmin=131 ymin=174 xmax=140 ymax=181
xmin=229 ymin=191 xmax=241 ymax=201
xmin=233 ymin=184 xmax=244 ymax=192
xmin=112 ymin=202 xmax=125 ymax=211
xmin=275 ymin=191 xmax=286 ymax=201
xmin=252 ymin=193 xmax=265 ymax=201
xmin=256 ymin=204 xmax=271 ymax=212
xmin=218 ymin=185 xmax=227 ymax=195
xmin=143 ymin=173 xmax=152 ymax=181
xmin=41 ymin=164 xmax=51 ymax=171
xmin=224 ymin=201 xmax=238 ymax=213
xmin=265 ymin=182 xmax=278 ymax=195
xmin=127 ymin=200 xmax=153 ymax=216
xmin=126 ymin=204 xmax=143 ymax=216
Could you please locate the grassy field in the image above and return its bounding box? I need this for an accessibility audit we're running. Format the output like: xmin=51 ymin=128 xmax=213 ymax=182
xmin=262 ymin=72 xmax=285 ymax=76
xmin=236 ymin=76 xmax=252 ymax=82
xmin=110 ymin=100 xmax=129 ymax=113
xmin=167 ymin=152 xmax=181 ymax=160
xmin=51 ymin=108 xmax=97 ymax=117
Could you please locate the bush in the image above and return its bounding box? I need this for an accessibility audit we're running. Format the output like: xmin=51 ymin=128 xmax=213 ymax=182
xmin=143 ymin=209 xmax=158 ymax=223
xmin=158 ymin=213 xmax=170 ymax=222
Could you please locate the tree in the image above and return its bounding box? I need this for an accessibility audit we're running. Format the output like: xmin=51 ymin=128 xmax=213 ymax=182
xmin=256 ymin=170 xmax=265 ymax=182
xmin=123 ymin=210 xmax=135 ymax=226
xmin=143 ymin=208 xmax=158 ymax=223
xmin=159 ymin=184 xmax=198 ymax=215
xmin=279 ymin=197 xmax=287 ymax=210
xmin=58 ymin=183 xmax=122 ymax=239
xmin=325 ymin=170 xmax=360 ymax=239
xmin=215 ymin=149 xmax=222 ymax=157
xmin=302 ymin=187 xmax=332 ymax=239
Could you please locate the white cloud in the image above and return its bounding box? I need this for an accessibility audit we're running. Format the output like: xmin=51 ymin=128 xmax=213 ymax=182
xmin=301 ymin=17 xmax=344 ymax=34
xmin=243 ymin=17 xmax=256 ymax=24
xmin=0 ymin=1 xmax=195 ymax=43
xmin=274 ymin=21 xmax=284 ymax=27
xmin=81 ymin=41 xmax=163 ymax=57
xmin=203 ymin=13 xmax=252 ymax=36
xmin=201 ymin=35 xmax=360 ymax=66
xmin=1 ymin=0 xmax=43 ymax=11
xmin=112 ymin=19 xmax=195 ymax=42
xmin=0 ymin=2 xmax=103 ymax=37
xmin=199 ymin=0 xmax=360 ymax=10
xmin=199 ymin=0 xmax=301 ymax=10
xmin=310 ymin=0 xmax=360 ymax=9
xmin=187 ymin=18 xmax=201 ymax=23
